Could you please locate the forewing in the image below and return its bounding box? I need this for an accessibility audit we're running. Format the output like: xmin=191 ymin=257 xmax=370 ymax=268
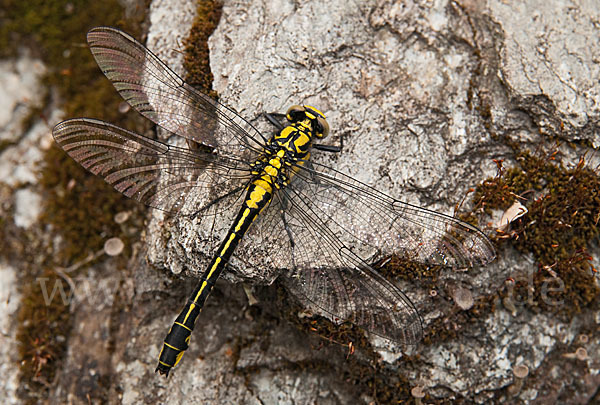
xmin=86 ymin=26 xmax=267 ymax=155
xmin=52 ymin=118 xmax=250 ymax=217
xmin=288 ymin=161 xmax=496 ymax=269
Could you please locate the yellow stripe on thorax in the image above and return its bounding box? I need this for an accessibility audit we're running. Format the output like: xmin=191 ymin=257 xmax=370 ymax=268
xmin=276 ymin=126 xmax=295 ymax=139
xmin=294 ymin=132 xmax=310 ymax=149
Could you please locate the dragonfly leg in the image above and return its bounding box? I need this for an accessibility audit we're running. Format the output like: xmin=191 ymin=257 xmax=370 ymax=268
xmin=281 ymin=210 xmax=295 ymax=249
xmin=263 ymin=112 xmax=286 ymax=131
xmin=314 ymin=143 xmax=341 ymax=153
xmin=315 ymin=130 xmax=343 ymax=153
xmin=277 ymin=193 xmax=299 ymax=269
xmin=189 ymin=185 xmax=247 ymax=219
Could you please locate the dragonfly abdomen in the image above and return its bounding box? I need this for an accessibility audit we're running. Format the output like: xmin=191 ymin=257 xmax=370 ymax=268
xmin=156 ymin=157 xmax=284 ymax=375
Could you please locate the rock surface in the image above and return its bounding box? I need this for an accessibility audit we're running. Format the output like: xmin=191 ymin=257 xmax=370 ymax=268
xmin=0 ymin=53 xmax=48 ymax=404
xmin=1 ymin=0 xmax=598 ymax=403
xmin=0 ymin=263 xmax=21 ymax=405
xmin=143 ymin=0 xmax=600 ymax=403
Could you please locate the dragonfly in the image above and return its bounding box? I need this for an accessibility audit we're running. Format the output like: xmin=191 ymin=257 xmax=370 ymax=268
xmin=53 ymin=27 xmax=496 ymax=377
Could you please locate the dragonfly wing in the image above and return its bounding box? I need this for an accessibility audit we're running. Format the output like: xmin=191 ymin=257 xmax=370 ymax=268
xmin=52 ymin=118 xmax=250 ymax=217
xmin=239 ymin=187 xmax=423 ymax=344
xmin=287 ymin=161 xmax=496 ymax=269
xmin=86 ymin=27 xmax=267 ymax=156
xmin=286 ymin=247 xmax=424 ymax=345
xmin=240 ymin=158 xmax=495 ymax=276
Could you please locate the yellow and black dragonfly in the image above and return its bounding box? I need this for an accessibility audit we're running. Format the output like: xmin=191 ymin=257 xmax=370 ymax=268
xmin=53 ymin=27 xmax=496 ymax=377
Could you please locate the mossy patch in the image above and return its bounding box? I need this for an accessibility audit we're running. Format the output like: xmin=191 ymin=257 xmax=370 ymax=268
xmin=367 ymin=143 xmax=599 ymax=347
xmin=1 ymin=1 xmax=148 ymax=265
xmin=31 ymin=0 xmax=149 ymax=265
xmin=39 ymin=144 xmax=142 ymax=264
xmin=16 ymin=270 xmax=73 ymax=398
xmin=378 ymin=257 xmax=443 ymax=292
xmin=423 ymin=296 xmax=496 ymax=345
xmin=183 ymin=0 xmax=222 ymax=96
xmin=233 ymin=281 xmax=427 ymax=404
xmin=472 ymin=147 xmax=599 ymax=314
xmin=273 ymin=280 xmax=374 ymax=352
xmin=0 ymin=0 xmax=148 ymax=401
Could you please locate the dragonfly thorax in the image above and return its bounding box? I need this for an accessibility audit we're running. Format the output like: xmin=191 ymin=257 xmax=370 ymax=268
xmin=250 ymin=133 xmax=307 ymax=194
xmin=271 ymin=104 xmax=329 ymax=158
xmin=250 ymin=105 xmax=329 ymax=191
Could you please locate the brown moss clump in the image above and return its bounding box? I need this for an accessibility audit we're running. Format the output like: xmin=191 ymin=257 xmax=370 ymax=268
xmin=273 ymin=281 xmax=374 ymax=353
xmin=183 ymin=0 xmax=223 ymax=96
xmin=423 ymin=296 xmax=496 ymax=345
xmin=377 ymin=256 xmax=443 ymax=293
xmin=234 ymin=282 xmax=426 ymax=404
xmin=16 ymin=270 xmax=73 ymax=399
xmin=473 ymin=148 xmax=600 ymax=314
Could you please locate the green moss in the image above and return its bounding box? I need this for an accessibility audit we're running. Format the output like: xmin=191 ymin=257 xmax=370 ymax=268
xmin=39 ymin=144 xmax=141 ymax=263
xmin=0 ymin=0 xmax=146 ymax=119
xmin=1 ymin=0 xmax=149 ymax=264
xmin=1 ymin=1 xmax=124 ymax=62
xmin=176 ymin=0 xmax=222 ymax=156
xmin=472 ymin=148 xmax=600 ymax=314
xmin=34 ymin=5 xmax=149 ymax=262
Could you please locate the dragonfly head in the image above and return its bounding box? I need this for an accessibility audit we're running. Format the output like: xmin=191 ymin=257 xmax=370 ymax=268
xmin=286 ymin=105 xmax=330 ymax=139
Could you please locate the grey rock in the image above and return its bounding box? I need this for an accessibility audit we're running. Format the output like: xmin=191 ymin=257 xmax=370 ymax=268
xmin=0 ymin=55 xmax=46 ymax=144
xmin=489 ymin=0 xmax=600 ymax=143
xmin=0 ymin=53 xmax=53 ymax=403
xmin=0 ymin=263 xmax=21 ymax=405
xmin=140 ymin=0 xmax=600 ymax=403
xmin=13 ymin=188 xmax=42 ymax=228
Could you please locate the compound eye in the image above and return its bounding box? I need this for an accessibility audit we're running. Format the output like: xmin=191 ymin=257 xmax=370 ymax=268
xmin=286 ymin=105 xmax=306 ymax=122
xmin=315 ymin=116 xmax=330 ymax=138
